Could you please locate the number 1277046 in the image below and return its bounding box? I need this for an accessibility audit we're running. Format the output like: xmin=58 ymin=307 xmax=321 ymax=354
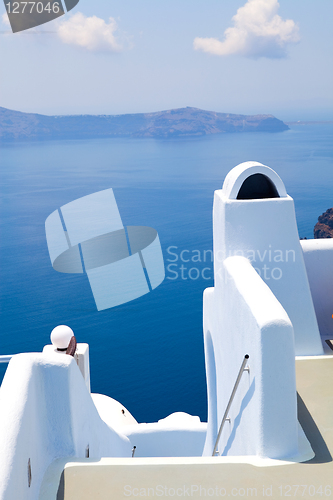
xmin=5 ymin=2 xmax=60 ymax=14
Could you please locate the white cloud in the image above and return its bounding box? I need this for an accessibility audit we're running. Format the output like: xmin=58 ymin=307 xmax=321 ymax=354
xmin=193 ymin=0 xmax=300 ymax=59
xmin=57 ymin=13 xmax=123 ymax=52
xmin=2 ymin=12 xmax=10 ymax=26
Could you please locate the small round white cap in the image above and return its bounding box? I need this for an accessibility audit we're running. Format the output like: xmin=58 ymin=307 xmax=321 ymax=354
xmin=51 ymin=325 xmax=74 ymax=350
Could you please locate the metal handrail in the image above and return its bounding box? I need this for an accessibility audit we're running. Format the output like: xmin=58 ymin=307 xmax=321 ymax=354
xmin=212 ymin=354 xmax=250 ymax=457
xmin=0 ymin=355 xmax=13 ymax=364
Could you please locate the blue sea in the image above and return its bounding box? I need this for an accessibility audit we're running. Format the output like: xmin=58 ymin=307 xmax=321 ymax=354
xmin=0 ymin=124 xmax=332 ymax=423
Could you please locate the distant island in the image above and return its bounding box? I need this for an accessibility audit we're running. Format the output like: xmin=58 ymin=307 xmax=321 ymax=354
xmin=0 ymin=106 xmax=289 ymax=142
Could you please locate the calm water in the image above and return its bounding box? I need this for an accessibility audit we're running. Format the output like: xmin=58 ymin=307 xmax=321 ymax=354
xmin=0 ymin=124 xmax=332 ymax=422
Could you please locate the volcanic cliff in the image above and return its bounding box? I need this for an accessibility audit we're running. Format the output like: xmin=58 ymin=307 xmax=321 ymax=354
xmin=314 ymin=208 xmax=333 ymax=238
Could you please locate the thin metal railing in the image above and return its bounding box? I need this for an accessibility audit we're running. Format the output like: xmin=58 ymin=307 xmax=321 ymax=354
xmin=0 ymin=355 xmax=13 ymax=364
xmin=212 ymin=354 xmax=250 ymax=457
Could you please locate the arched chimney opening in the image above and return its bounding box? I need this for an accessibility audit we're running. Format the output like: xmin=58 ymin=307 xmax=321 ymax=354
xmin=237 ymin=173 xmax=280 ymax=200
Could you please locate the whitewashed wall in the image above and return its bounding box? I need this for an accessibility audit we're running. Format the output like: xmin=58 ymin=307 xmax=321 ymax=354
xmin=213 ymin=162 xmax=323 ymax=356
xmin=120 ymin=413 xmax=207 ymax=457
xmin=203 ymin=256 xmax=299 ymax=458
xmin=92 ymin=395 xmax=207 ymax=458
xmin=0 ymin=353 xmax=131 ymax=500
xmin=301 ymin=238 xmax=333 ymax=341
xmin=203 ymin=162 xmax=319 ymax=459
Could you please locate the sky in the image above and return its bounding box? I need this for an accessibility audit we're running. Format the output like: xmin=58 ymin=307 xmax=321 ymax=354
xmin=0 ymin=0 xmax=332 ymax=121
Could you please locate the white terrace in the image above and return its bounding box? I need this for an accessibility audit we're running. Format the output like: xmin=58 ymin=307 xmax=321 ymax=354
xmin=0 ymin=162 xmax=332 ymax=500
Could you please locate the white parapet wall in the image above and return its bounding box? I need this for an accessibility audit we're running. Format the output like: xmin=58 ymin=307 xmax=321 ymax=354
xmin=203 ymin=256 xmax=300 ymax=459
xmin=43 ymin=343 xmax=91 ymax=392
xmin=0 ymin=352 xmax=132 ymax=500
xmin=212 ymin=162 xmax=323 ymax=356
xmin=301 ymin=238 xmax=333 ymax=340
xmin=202 ymin=161 xmax=321 ymax=459
xmin=92 ymin=395 xmax=207 ymax=458
xmin=119 ymin=413 xmax=207 ymax=458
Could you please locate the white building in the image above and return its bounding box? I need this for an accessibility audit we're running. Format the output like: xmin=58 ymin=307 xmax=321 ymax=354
xmin=0 ymin=162 xmax=332 ymax=500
